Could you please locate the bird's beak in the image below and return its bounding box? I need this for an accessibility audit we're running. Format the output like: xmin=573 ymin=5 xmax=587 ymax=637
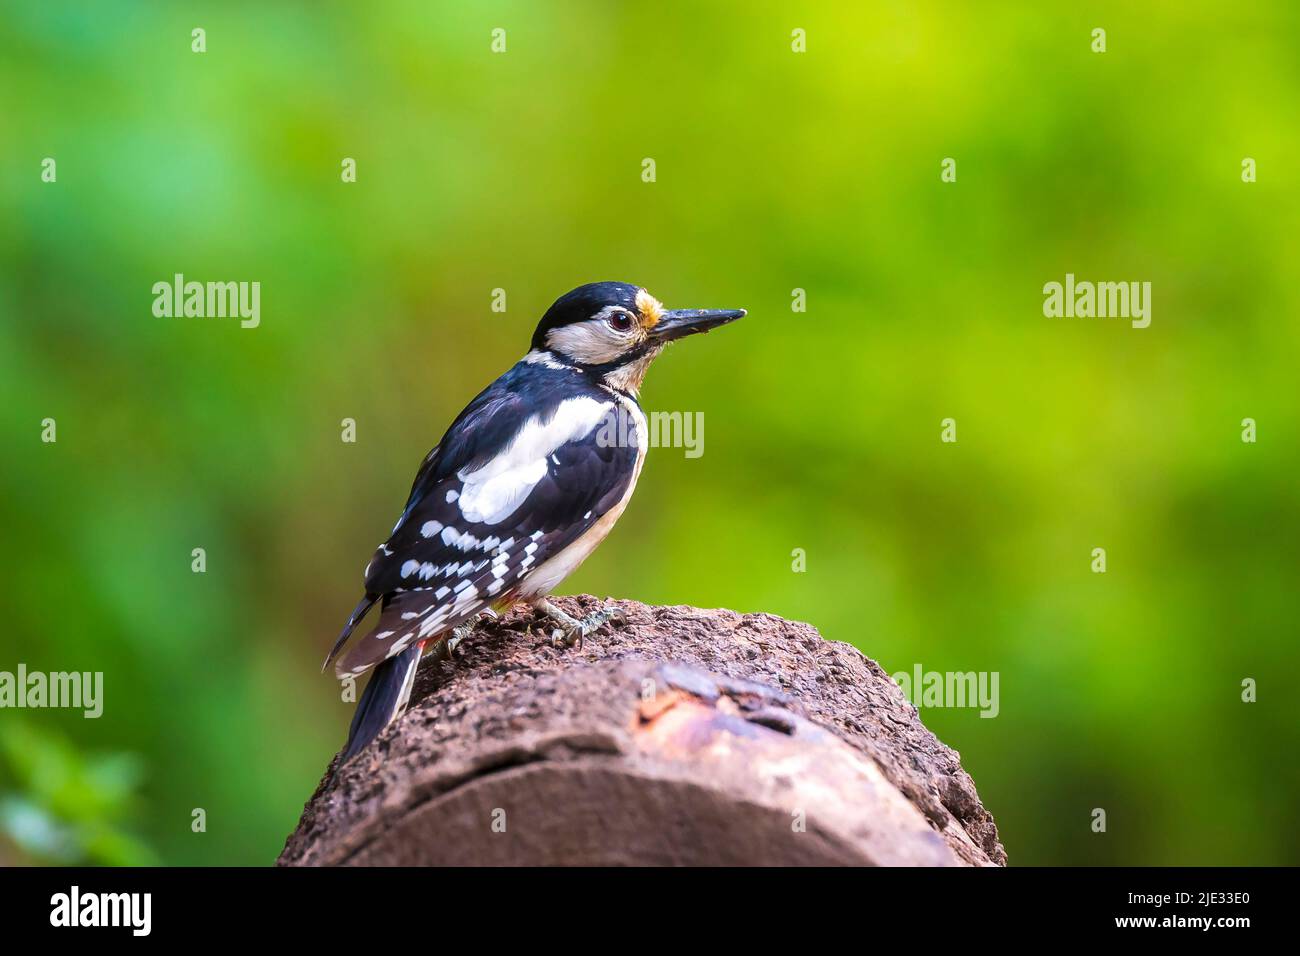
xmin=649 ymin=308 xmax=746 ymax=342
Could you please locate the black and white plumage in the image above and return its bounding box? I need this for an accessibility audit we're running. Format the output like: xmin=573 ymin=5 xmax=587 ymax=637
xmin=327 ymin=281 xmax=744 ymax=761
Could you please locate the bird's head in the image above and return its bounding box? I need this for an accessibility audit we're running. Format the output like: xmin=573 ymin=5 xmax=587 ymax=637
xmin=529 ymin=281 xmax=745 ymax=394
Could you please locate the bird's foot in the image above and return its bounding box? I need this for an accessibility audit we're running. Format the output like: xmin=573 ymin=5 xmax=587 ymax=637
xmin=533 ymin=599 xmax=627 ymax=650
xmin=444 ymin=621 xmax=474 ymax=658
xmin=436 ymin=611 xmax=495 ymax=663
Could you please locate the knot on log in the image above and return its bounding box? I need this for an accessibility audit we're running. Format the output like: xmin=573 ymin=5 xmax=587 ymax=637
xmin=279 ymin=597 xmax=1006 ymax=866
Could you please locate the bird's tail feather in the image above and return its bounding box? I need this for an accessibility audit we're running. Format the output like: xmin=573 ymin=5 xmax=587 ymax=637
xmin=340 ymin=642 xmax=422 ymax=763
xmin=322 ymin=594 xmax=378 ymax=673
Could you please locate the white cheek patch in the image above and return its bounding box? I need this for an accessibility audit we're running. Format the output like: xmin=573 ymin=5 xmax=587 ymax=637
xmin=456 ymin=396 xmax=611 ymax=524
xmin=545 ymin=318 xmax=628 ymax=365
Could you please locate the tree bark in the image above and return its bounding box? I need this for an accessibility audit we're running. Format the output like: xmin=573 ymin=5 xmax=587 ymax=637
xmin=278 ymin=596 xmax=1006 ymax=866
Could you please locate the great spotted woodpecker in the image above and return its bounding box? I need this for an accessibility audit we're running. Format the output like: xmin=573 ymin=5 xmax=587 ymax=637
xmin=325 ymin=282 xmax=745 ymax=761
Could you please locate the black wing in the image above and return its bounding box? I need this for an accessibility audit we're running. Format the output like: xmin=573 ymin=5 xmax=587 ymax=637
xmin=331 ymin=363 xmax=640 ymax=678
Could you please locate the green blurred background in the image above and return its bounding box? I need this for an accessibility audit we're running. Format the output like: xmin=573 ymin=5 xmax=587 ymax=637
xmin=2 ymin=1 xmax=1297 ymax=866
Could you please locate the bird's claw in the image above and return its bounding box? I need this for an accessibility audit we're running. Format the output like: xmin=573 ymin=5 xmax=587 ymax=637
xmin=441 ymin=612 xmax=492 ymax=663
xmin=549 ymin=604 xmax=627 ymax=650
xmin=551 ymin=623 xmax=585 ymax=650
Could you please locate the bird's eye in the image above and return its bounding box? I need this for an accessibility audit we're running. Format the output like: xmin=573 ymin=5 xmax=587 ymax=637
xmin=607 ymin=312 xmax=634 ymax=332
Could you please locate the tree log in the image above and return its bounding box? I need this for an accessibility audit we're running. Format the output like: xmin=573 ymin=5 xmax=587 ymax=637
xmin=278 ymin=596 xmax=1006 ymax=866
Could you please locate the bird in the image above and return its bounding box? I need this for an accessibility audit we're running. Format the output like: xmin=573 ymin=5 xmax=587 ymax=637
xmin=324 ymin=281 xmax=745 ymax=762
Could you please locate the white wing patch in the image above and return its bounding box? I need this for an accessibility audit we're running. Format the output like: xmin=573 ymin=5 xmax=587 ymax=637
xmin=456 ymin=396 xmax=611 ymax=524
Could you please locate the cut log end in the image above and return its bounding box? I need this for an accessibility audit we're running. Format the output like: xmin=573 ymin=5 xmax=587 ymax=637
xmin=279 ymin=596 xmax=1007 ymax=867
